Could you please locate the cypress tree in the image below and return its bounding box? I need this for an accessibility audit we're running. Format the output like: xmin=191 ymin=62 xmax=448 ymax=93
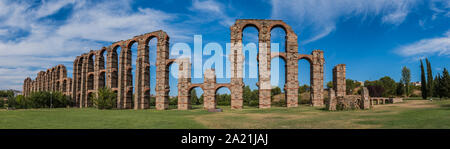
xmin=441 ymin=68 xmax=450 ymax=98
xmin=434 ymin=74 xmax=441 ymax=99
xmin=420 ymin=60 xmax=427 ymax=99
xmin=426 ymin=58 xmax=433 ymax=97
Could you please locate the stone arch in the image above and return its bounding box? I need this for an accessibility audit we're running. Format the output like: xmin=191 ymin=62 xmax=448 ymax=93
xmin=110 ymin=45 xmax=121 ymax=89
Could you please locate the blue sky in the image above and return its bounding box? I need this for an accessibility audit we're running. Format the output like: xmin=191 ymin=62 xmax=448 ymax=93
xmin=0 ymin=0 xmax=449 ymax=97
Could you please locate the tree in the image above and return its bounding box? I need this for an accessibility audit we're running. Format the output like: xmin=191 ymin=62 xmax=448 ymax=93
xmin=91 ymin=87 xmax=117 ymax=109
xmin=271 ymin=87 xmax=281 ymax=97
xmin=420 ymin=60 xmax=427 ymax=99
xmin=434 ymin=73 xmax=442 ymax=99
xmin=379 ymin=76 xmax=396 ymax=97
xmin=396 ymin=82 xmax=404 ymax=96
xmin=440 ymin=68 xmax=450 ymax=98
xmin=326 ymin=81 xmax=333 ymax=89
xmin=401 ymin=66 xmax=411 ymax=97
xmin=367 ymin=85 xmax=384 ymax=97
xmin=426 ymin=58 xmax=433 ymax=97
xmin=190 ymin=89 xmax=199 ymax=105
xmin=346 ymin=79 xmax=361 ymax=95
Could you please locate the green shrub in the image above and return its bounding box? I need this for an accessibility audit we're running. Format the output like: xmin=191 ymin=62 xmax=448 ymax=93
xmin=91 ymin=87 xmax=117 ymax=109
xmin=169 ymin=97 xmax=178 ymax=105
xmin=249 ymin=100 xmax=259 ymax=107
xmin=27 ymin=91 xmax=69 ymax=108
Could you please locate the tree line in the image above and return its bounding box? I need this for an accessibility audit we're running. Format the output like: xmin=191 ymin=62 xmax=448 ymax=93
xmin=420 ymin=58 xmax=450 ymax=99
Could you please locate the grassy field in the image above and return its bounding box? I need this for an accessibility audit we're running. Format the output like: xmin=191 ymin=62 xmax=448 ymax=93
xmin=1 ymin=99 xmax=449 ymax=129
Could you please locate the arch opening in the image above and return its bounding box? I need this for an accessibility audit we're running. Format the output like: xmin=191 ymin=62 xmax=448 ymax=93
xmin=270 ymin=57 xmax=287 ymax=107
xmin=298 ymin=58 xmax=312 ymax=104
xmin=215 ymin=86 xmax=231 ymax=106
xmin=189 ymin=86 xmax=204 ymax=109
xmin=242 ymin=25 xmax=260 ymax=99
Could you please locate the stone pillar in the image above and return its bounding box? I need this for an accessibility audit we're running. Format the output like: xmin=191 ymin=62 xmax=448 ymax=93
xmin=310 ymin=50 xmax=325 ymax=106
xmin=117 ymin=45 xmax=126 ymax=109
xmin=72 ymin=58 xmax=79 ymax=107
xmin=333 ymin=64 xmax=346 ymax=97
xmin=80 ymin=54 xmax=88 ymax=108
xmin=94 ymin=51 xmax=100 ymax=95
xmin=229 ymin=24 xmax=244 ymax=109
xmin=177 ymin=58 xmax=191 ymax=110
xmin=135 ymin=40 xmax=150 ymax=110
xmin=326 ymin=88 xmax=336 ymax=111
xmin=204 ymin=69 xmax=217 ymax=110
xmin=155 ymin=32 xmax=170 ymax=110
xmin=258 ymin=23 xmax=272 ymax=109
xmin=122 ymin=46 xmax=133 ymax=109
xmin=285 ymin=31 xmax=299 ymax=108
xmin=106 ymin=47 xmax=116 ymax=89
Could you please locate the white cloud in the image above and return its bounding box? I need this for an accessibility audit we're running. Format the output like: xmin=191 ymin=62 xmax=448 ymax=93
xmin=395 ymin=30 xmax=450 ymax=57
xmin=271 ymin=0 xmax=419 ymax=44
xmin=189 ymin=0 xmax=234 ymax=27
xmin=0 ymin=0 xmax=190 ymax=90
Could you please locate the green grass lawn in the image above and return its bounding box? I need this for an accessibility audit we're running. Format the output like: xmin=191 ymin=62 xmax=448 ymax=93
xmin=1 ymin=99 xmax=449 ymax=129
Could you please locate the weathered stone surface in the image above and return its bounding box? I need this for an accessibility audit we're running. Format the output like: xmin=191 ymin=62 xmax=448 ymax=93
xmin=326 ymin=88 xmax=336 ymax=111
xmin=333 ymin=64 xmax=346 ymax=97
xmin=360 ymin=87 xmax=371 ymax=109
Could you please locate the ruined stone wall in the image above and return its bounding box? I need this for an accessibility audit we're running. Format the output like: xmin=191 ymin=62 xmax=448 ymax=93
xmin=22 ymin=65 xmax=72 ymax=98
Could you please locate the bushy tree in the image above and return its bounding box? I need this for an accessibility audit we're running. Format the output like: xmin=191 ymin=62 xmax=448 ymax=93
xmin=346 ymin=79 xmax=361 ymax=95
xmin=91 ymin=87 xmax=117 ymax=109
xmin=298 ymin=84 xmax=310 ymax=93
xmin=0 ymin=90 xmax=14 ymax=97
xmin=326 ymin=81 xmax=333 ymax=89
xmin=243 ymin=85 xmax=258 ymax=107
xmin=379 ymin=76 xmax=396 ymax=97
xmin=367 ymin=85 xmax=384 ymax=97
xmin=271 ymin=87 xmax=281 ymax=97
xmin=27 ymin=91 xmax=69 ymax=108
xmin=216 ymin=94 xmax=231 ymax=105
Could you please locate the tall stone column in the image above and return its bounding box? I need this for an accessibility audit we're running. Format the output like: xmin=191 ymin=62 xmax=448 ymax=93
xmin=177 ymin=58 xmax=191 ymax=110
xmin=285 ymin=31 xmax=299 ymax=108
xmin=333 ymin=64 xmax=346 ymax=97
xmin=229 ymin=24 xmax=244 ymax=109
xmin=122 ymin=46 xmax=133 ymax=109
xmin=311 ymin=50 xmax=325 ymax=106
xmin=117 ymin=45 xmax=126 ymax=109
xmin=94 ymin=51 xmax=100 ymax=95
xmin=106 ymin=47 xmax=115 ymax=89
xmin=258 ymin=24 xmax=271 ymax=109
xmin=80 ymin=55 xmax=88 ymax=108
xmin=204 ymin=69 xmax=216 ymax=110
xmin=135 ymin=40 xmax=150 ymax=109
xmin=72 ymin=58 xmax=79 ymax=107
xmin=155 ymin=32 xmax=170 ymax=110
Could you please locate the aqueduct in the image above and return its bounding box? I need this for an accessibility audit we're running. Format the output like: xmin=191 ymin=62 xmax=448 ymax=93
xmin=23 ymin=19 xmax=326 ymax=110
